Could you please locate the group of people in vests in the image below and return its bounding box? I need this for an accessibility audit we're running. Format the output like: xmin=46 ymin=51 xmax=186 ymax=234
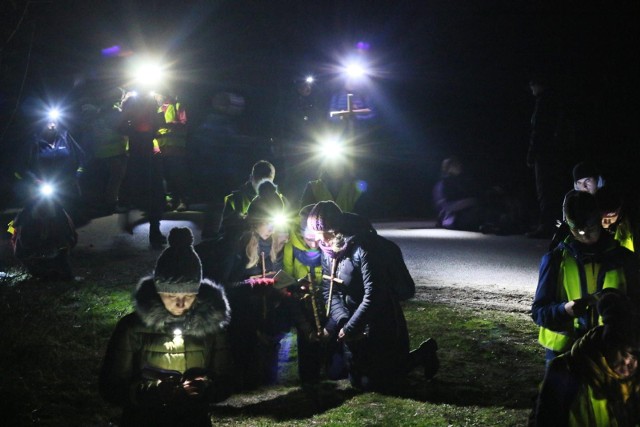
xmin=530 ymin=161 xmax=640 ymax=425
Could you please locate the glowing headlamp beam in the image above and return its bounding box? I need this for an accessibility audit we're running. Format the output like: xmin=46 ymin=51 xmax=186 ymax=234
xmin=47 ymin=108 xmax=61 ymax=121
xmin=40 ymin=183 xmax=55 ymax=197
xmin=270 ymin=213 xmax=287 ymax=228
xmin=133 ymin=63 xmax=163 ymax=87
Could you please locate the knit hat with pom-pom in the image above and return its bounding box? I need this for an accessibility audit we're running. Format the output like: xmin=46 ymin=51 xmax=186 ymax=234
xmin=154 ymin=227 xmax=202 ymax=294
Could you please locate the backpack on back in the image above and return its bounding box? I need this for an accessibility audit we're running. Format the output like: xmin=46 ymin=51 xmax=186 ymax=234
xmin=374 ymin=234 xmax=416 ymax=301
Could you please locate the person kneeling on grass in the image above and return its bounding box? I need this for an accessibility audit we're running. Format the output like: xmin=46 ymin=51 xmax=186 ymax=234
xmin=532 ymin=290 xmax=640 ymax=426
xmin=306 ymin=201 xmax=439 ymax=392
xmin=99 ymin=227 xmax=232 ymax=427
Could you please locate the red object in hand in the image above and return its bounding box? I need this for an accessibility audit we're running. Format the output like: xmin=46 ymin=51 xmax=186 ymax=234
xmin=245 ymin=277 xmax=275 ymax=287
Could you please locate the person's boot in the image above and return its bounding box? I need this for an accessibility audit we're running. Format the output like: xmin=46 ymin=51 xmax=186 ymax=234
xmin=410 ymin=338 xmax=439 ymax=380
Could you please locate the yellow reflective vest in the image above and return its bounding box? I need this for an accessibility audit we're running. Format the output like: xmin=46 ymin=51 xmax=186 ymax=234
xmin=614 ymin=217 xmax=635 ymax=253
xmin=154 ymin=102 xmax=187 ymax=155
xmin=538 ymin=251 xmax=626 ymax=353
xmin=283 ymin=230 xmax=323 ymax=285
xmin=307 ymin=179 xmax=362 ymax=213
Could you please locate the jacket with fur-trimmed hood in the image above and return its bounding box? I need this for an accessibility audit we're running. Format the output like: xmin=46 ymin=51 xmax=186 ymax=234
xmin=99 ymin=277 xmax=233 ymax=413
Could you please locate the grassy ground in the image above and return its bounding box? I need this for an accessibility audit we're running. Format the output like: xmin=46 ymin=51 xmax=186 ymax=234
xmin=0 ymin=260 xmax=545 ymax=427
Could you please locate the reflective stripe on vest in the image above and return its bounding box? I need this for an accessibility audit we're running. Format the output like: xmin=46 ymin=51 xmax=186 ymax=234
xmin=538 ymin=252 xmax=625 ymax=352
xmin=615 ymin=221 xmax=634 ymax=252
xmin=309 ymin=180 xmax=361 ymax=212
xmin=155 ymin=103 xmax=187 ymax=148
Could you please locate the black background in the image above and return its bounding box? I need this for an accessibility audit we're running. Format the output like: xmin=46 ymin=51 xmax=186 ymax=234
xmin=1 ymin=1 xmax=638 ymax=218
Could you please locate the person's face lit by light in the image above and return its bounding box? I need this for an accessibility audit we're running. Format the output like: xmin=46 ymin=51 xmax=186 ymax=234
xmin=303 ymin=229 xmax=318 ymax=248
xmin=158 ymin=292 xmax=197 ymax=316
xmin=607 ymin=348 xmax=638 ymax=379
xmin=256 ymin=221 xmax=275 ymax=240
xmin=575 ymin=177 xmax=598 ymax=194
xmin=315 ymin=230 xmax=337 ymax=246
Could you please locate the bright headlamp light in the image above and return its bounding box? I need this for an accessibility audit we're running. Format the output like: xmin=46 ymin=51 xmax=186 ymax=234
xmin=39 ymin=182 xmax=55 ymax=197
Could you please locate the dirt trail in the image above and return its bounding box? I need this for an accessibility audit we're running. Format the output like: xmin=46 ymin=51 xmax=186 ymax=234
xmin=415 ymin=280 xmax=534 ymax=314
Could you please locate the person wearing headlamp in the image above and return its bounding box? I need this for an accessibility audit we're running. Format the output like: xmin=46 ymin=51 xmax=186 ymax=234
xmin=532 ymin=190 xmax=640 ymax=363
xmin=9 ymin=184 xmax=78 ymax=281
xmin=20 ymin=111 xmax=85 ymax=223
xmin=223 ymin=181 xmax=312 ymax=390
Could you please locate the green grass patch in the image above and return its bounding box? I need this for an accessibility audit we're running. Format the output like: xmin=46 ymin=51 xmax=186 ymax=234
xmin=0 ymin=275 xmax=545 ymax=426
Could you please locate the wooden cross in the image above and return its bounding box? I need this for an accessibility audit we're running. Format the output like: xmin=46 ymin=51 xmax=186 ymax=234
xmin=323 ymin=258 xmax=344 ymax=317
xmin=307 ymin=273 xmax=323 ymax=334
xmin=329 ymin=93 xmax=372 ymax=120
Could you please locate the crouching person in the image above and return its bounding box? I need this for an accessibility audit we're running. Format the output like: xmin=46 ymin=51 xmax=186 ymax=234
xmin=99 ymin=227 xmax=233 ymax=427
xmin=306 ymin=201 xmax=439 ymax=393
xmin=9 ymin=188 xmax=77 ymax=281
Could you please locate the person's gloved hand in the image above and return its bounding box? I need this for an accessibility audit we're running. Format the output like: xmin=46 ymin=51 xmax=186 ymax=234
xmin=565 ymin=295 xmax=598 ymax=317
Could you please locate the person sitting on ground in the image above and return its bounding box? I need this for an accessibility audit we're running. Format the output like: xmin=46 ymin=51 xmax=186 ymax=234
xmin=432 ymin=156 xmax=482 ymax=231
xmin=531 ymin=190 xmax=640 ymax=364
xmin=9 ymin=184 xmax=77 ymax=281
xmin=283 ymin=204 xmax=336 ymax=391
xmin=99 ymin=227 xmax=233 ymax=427
xmin=306 ymin=201 xmax=439 ymax=392
xmin=532 ymin=290 xmax=640 ymax=426
xmin=224 ymin=181 xmax=312 ymax=390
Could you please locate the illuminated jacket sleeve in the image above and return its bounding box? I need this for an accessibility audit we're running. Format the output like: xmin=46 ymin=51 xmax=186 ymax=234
xmin=531 ymin=250 xmax=573 ymax=331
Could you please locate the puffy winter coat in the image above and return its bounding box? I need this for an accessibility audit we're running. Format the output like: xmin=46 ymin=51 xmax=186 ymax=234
xmin=99 ymin=278 xmax=232 ymax=425
xmin=320 ymin=216 xmax=410 ymax=375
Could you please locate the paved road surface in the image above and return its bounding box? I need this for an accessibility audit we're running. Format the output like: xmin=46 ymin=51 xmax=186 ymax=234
xmin=2 ymin=212 xmax=550 ymax=295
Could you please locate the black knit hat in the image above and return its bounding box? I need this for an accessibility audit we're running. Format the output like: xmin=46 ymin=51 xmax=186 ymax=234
xmin=572 ymin=161 xmax=600 ymax=182
xmin=562 ymin=190 xmax=600 ymax=229
xmin=306 ymin=201 xmax=344 ymax=232
xmin=154 ymin=227 xmax=202 ymax=294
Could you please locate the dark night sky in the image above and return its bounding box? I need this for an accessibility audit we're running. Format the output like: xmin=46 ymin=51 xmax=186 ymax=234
xmin=1 ymin=1 xmax=638 ymax=216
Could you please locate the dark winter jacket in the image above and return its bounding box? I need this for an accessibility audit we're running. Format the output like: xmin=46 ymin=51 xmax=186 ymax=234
xmin=321 ymin=214 xmax=410 ymax=368
xmin=99 ymin=278 xmax=232 ymax=426
xmin=11 ymin=199 xmax=77 ymax=260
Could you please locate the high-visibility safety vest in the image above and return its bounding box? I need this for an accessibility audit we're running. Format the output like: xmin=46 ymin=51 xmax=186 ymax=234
xmin=154 ymin=103 xmax=187 ymax=152
xmin=614 ymin=218 xmax=634 ymax=253
xmin=308 ymin=179 xmax=362 ymax=213
xmin=568 ymin=384 xmax=616 ymax=427
xmin=538 ymin=252 xmax=626 ymax=352
xmin=283 ymin=230 xmax=323 ymax=285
